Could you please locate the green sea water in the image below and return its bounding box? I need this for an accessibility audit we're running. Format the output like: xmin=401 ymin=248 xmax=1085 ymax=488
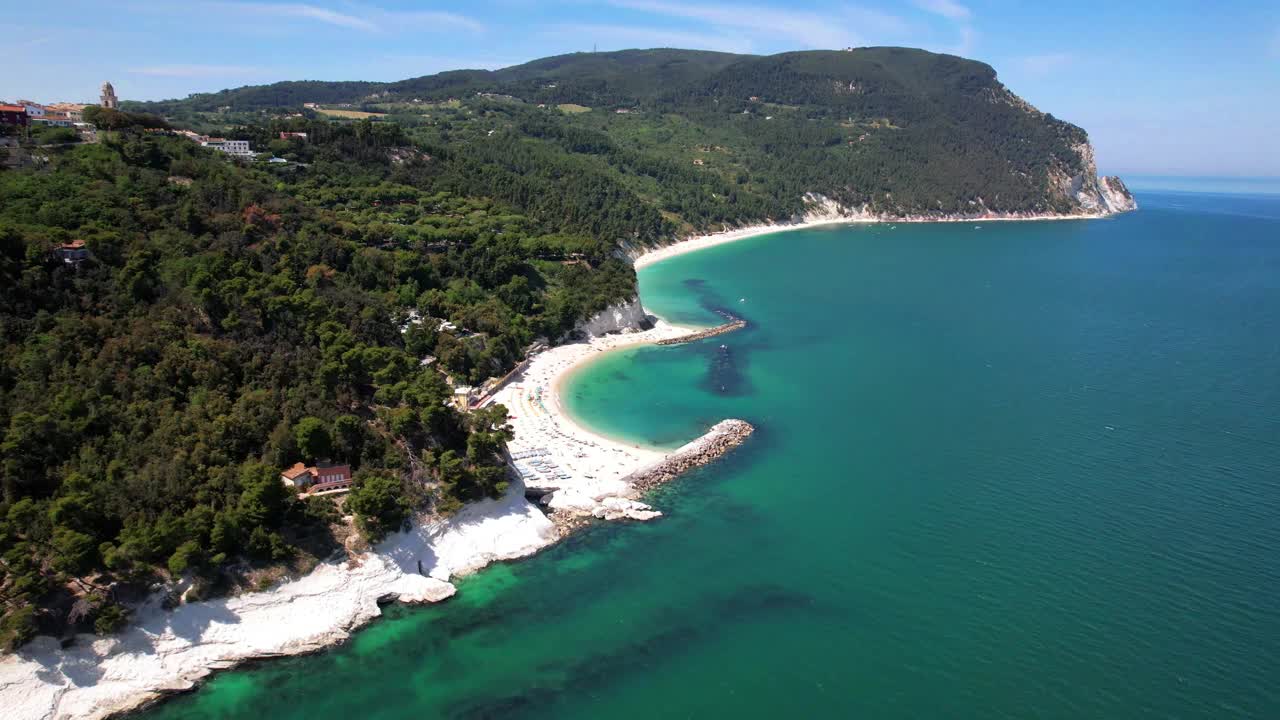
xmin=142 ymin=190 xmax=1280 ymax=719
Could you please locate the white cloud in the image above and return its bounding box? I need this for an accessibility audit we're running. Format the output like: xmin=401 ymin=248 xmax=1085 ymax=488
xmin=360 ymin=6 xmax=484 ymax=34
xmin=907 ymin=0 xmax=975 ymax=57
xmin=912 ymin=0 xmax=971 ymax=22
xmin=609 ymin=0 xmax=862 ymax=49
xmin=231 ymin=2 xmax=377 ymax=31
xmin=128 ymin=64 xmax=268 ymax=77
xmin=202 ymin=2 xmax=482 ymax=34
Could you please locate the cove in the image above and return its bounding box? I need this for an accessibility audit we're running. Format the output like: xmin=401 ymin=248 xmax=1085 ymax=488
xmin=140 ymin=189 xmax=1280 ymax=719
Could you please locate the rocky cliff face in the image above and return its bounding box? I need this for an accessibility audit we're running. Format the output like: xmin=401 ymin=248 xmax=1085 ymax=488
xmin=1048 ymin=142 xmax=1138 ymax=216
xmin=571 ymin=296 xmax=651 ymax=338
xmin=1098 ymin=175 xmax=1138 ymax=213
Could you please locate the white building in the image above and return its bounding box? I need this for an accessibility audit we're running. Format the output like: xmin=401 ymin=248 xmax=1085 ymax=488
xmin=200 ymin=138 xmax=254 ymax=158
xmin=19 ymin=102 xmax=45 ymax=118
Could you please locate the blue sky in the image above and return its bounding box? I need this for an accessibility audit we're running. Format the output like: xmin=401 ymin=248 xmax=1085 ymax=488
xmin=3 ymin=0 xmax=1278 ymax=176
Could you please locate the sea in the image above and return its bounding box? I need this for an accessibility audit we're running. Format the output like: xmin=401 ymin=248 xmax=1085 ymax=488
xmin=140 ymin=184 xmax=1280 ymax=719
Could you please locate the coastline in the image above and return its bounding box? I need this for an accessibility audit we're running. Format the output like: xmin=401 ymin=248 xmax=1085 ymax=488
xmin=0 ymin=298 xmax=740 ymax=720
xmin=633 ymin=217 xmax=857 ymax=270
xmin=631 ymin=205 xmax=1134 ymax=271
xmin=0 ymin=202 xmax=1134 ymax=720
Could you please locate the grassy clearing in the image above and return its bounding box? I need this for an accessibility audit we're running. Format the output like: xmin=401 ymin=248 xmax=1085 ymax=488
xmin=317 ymin=108 xmax=387 ymax=119
xmin=557 ymin=104 xmax=592 ymax=114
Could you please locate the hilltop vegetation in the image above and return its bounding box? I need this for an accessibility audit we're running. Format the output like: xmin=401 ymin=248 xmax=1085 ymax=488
xmin=134 ymin=47 xmax=1096 ymax=217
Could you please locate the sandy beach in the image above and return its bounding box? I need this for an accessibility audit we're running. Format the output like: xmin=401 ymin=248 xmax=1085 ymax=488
xmin=490 ymin=318 xmax=694 ymax=521
xmin=633 ymin=217 xmax=859 ymax=270
xmin=632 ymin=200 xmax=1136 ymax=271
xmin=0 ymin=200 xmax=1134 ymax=719
xmin=0 ymin=231 xmax=752 ymax=720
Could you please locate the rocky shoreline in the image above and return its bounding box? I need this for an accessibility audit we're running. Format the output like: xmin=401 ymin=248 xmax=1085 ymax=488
xmin=655 ymin=319 xmax=748 ymax=346
xmin=625 ymin=420 xmax=755 ymax=493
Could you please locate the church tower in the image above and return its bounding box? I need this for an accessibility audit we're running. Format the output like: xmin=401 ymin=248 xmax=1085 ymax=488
xmin=100 ymin=82 xmax=118 ymax=110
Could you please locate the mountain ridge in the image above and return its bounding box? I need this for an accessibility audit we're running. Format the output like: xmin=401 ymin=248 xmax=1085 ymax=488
xmin=128 ymin=47 xmax=1134 ymax=222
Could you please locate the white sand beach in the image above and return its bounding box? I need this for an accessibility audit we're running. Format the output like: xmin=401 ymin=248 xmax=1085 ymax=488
xmin=632 ymin=198 xmax=1137 ymax=272
xmin=0 ymin=194 xmax=1140 ymax=719
xmin=633 ymin=217 xmax=858 ymax=270
xmin=0 ymin=279 xmax=724 ymax=720
xmin=491 ymin=318 xmax=692 ymax=520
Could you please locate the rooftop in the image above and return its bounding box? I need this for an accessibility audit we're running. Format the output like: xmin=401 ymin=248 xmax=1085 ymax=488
xmin=281 ymin=462 xmax=311 ymax=481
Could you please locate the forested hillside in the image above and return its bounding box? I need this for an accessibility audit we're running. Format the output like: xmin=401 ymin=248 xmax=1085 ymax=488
xmin=132 ymin=47 xmax=1107 ymax=217
xmin=0 ymin=113 xmax=635 ymax=648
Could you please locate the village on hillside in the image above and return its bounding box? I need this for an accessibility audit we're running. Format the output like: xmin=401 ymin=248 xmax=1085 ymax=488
xmin=2 ymin=81 xmax=272 ymax=165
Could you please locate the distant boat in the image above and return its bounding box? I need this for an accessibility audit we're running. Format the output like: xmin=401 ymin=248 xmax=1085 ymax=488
xmin=739 ymin=297 xmax=746 ymax=302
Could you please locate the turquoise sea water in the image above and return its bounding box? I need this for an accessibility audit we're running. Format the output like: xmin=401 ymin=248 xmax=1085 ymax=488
xmin=142 ymin=190 xmax=1280 ymax=719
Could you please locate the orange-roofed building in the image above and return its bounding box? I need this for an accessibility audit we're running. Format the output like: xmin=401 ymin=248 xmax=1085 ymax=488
xmin=281 ymin=461 xmax=353 ymax=495
xmin=56 ymin=239 xmax=90 ymax=264
xmin=0 ymin=105 xmax=29 ymax=126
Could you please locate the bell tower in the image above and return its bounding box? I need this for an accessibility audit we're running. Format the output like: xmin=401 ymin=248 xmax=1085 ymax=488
xmin=100 ymin=81 xmax=118 ymax=109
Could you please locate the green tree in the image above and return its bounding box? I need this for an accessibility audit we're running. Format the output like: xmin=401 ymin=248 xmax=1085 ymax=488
xmin=332 ymin=414 xmax=364 ymax=464
xmin=167 ymin=540 xmax=203 ymax=576
xmin=346 ymin=472 xmax=408 ymax=542
xmin=237 ymin=464 xmax=290 ymax=528
xmin=93 ymin=601 xmax=128 ymax=635
xmin=52 ymin=527 xmax=99 ymax=576
xmin=0 ymin=607 xmax=37 ymax=651
xmin=293 ymin=417 xmax=332 ymax=461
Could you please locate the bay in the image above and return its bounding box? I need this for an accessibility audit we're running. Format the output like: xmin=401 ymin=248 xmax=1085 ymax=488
xmin=141 ymin=189 xmax=1280 ymax=719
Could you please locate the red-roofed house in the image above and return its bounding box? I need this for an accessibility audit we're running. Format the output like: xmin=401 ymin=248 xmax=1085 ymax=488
xmin=57 ymin=239 xmax=89 ymax=264
xmin=281 ymin=461 xmax=353 ymax=495
xmin=0 ymin=105 xmax=29 ymax=126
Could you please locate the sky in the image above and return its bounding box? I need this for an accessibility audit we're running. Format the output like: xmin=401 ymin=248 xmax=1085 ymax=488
xmin=2 ymin=0 xmax=1278 ymax=176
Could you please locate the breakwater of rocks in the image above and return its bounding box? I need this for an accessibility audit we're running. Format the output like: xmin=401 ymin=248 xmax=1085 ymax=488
xmin=625 ymin=419 xmax=755 ymax=493
xmin=655 ymin=318 xmax=747 ymax=345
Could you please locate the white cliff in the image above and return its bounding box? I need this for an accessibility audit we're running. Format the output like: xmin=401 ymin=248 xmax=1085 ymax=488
xmin=1098 ymin=175 xmax=1138 ymax=213
xmin=1053 ymin=142 xmax=1138 ymax=216
xmin=571 ymin=295 xmax=650 ymax=338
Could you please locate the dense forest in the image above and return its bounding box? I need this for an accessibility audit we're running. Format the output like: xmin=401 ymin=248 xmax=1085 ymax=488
xmin=0 ymin=112 xmax=636 ymax=648
xmin=133 ymin=47 xmax=1097 ymax=216
xmin=2 ymin=47 xmax=1115 ymax=648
